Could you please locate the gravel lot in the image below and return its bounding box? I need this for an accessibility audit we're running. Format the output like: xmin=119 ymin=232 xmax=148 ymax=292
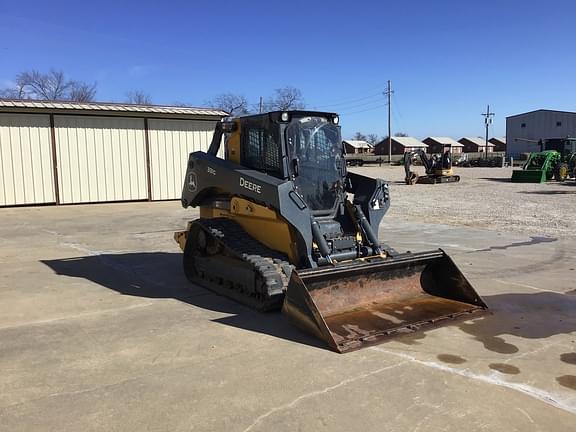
xmin=350 ymin=165 xmax=576 ymax=238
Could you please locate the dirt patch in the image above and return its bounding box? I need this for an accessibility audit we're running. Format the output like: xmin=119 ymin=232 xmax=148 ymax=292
xmin=556 ymin=375 xmax=576 ymax=391
xmin=489 ymin=363 xmax=520 ymax=375
xmin=560 ymin=352 xmax=576 ymax=365
xmin=437 ymin=354 xmax=467 ymax=364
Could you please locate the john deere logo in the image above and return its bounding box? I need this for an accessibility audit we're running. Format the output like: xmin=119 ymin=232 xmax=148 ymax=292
xmin=188 ymin=172 xmax=197 ymax=192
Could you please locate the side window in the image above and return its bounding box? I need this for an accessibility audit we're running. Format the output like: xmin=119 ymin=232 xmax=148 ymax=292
xmin=241 ymin=127 xmax=282 ymax=177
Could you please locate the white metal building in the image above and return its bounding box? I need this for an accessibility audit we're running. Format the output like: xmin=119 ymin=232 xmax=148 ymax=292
xmin=343 ymin=140 xmax=373 ymax=154
xmin=506 ymin=109 xmax=576 ymax=156
xmin=0 ymin=100 xmax=227 ymax=206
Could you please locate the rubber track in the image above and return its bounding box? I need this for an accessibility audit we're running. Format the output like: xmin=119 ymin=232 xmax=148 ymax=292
xmin=185 ymin=218 xmax=293 ymax=311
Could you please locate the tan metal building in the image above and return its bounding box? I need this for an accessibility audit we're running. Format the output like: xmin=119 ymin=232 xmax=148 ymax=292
xmin=374 ymin=136 xmax=428 ymax=155
xmin=457 ymin=137 xmax=495 ymax=153
xmin=0 ymin=100 xmax=226 ymax=206
xmin=422 ymin=137 xmax=464 ymax=154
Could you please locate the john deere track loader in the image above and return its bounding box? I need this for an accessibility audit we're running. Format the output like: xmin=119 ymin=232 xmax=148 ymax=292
xmin=175 ymin=111 xmax=486 ymax=352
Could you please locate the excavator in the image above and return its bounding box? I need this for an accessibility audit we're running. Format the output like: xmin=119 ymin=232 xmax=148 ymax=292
xmin=175 ymin=111 xmax=486 ymax=353
xmin=404 ymin=145 xmax=460 ymax=185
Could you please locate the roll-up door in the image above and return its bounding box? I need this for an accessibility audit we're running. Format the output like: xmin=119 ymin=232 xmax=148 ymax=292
xmin=148 ymin=119 xmax=217 ymax=200
xmin=54 ymin=116 xmax=147 ymax=204
xmin=0 ymin=113 xmax=55 ymax=206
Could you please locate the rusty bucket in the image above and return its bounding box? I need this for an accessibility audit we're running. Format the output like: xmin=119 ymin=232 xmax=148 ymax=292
xmin=282 ymin=250 xmax=487 ymax=353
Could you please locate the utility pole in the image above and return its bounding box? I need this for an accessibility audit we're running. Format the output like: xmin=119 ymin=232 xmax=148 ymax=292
xmin=259 ymin=96 xmax=263 ymax=114
xmin=383 ymin=80 xmax=394 ymax=164
xmin=481 ymin=104 xmax=495 ymax=159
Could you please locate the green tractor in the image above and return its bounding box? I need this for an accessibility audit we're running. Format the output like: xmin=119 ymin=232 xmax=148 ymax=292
xmin=511 ymin=138 xmax=576 ymax=183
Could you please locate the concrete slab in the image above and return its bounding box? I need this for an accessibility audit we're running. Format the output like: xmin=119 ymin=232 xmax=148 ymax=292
xmin=0 ymin=201 xmax=575 ymax=431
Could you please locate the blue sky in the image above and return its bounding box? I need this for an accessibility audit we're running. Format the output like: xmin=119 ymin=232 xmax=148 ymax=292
xmin=1 ymin=0 xmax=574 ymax=139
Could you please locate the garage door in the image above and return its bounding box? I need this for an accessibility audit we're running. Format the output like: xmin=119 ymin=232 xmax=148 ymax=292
xmin=0 ymin=114 xmax=55 ymax=206
xmin=54 ymin=116 xmax=148 ymax=204
xmin=148 ymin=119 xmax=218 ymax=200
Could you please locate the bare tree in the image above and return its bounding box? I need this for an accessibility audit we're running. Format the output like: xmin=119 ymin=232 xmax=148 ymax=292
xmin=206 ymin=93 xmax=249 ymax=115
xmin=0 ymin=88 xmax=20 ymax=99
xmin=353 ymin=132 xmax=367 ymax=141
xmin=366 ymin=134 xmax=379 ymax=145
xmin=126 ymin=90 xmax=152 ymax=105
xmin=394 ymin=132 xmax=409 ymax=137
xmin=266 ymin=86 xmax=305 ymax=111
xmin=69 ymin=81 xmax=97 ymax=102
xmin=171 ymin=101 xmax=195 ymax=107
xmin=0 ymin=69 xmax=97 ymax=101
xmin=16 ymin=70 xmax=71 ymax=99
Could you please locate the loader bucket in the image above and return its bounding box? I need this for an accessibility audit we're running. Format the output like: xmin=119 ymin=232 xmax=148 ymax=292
xmin=511 ymin=169 xmax=547 ymax=183
xmin=282 ymin=250 xmax=487 ymax=353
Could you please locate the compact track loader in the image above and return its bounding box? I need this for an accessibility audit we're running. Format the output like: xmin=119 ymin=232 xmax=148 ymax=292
xmin=175 ymin=111 xmax=486 ymax=352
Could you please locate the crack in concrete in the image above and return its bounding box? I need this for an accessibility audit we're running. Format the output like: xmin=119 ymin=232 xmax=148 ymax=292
xmin=516 ymin=407 xmax=535 ymax=424
xmin=0 ymin=347 xmax=256 ymax=412
xmin=494 ymin=279 xmax=561 ymax=294
xmin=242 ymin=361 xmax=409 ymax=432
xmin=370 ymin=347 xmax=576 ymax=415
xmin=0 ymin=302 xmax=154 ymax=332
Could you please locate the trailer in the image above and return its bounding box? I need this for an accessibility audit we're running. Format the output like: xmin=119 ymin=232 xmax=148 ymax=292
xmin=345 ymin=154 xmax=385 ymax=166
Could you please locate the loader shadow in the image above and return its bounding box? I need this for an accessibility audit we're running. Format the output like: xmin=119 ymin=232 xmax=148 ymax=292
xmin=40 ymin=254 xmax=576 ymax=355
xmin=41 ymin=252 xmax=325 ymax=351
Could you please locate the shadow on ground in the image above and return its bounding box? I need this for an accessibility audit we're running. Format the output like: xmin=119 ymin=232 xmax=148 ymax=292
xmin=479 ymin=177 xmax=511 ymax=183
xmin=41 ymin=252 xmax=324 ymax=351
xmin=519 ymin=190 xmax=576 ymax=195
xmin=41 ymin=253 xmax=576 ymax=355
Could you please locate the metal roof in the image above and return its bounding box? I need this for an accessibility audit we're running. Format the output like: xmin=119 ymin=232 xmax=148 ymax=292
xmin=0 ymin=99 xmax=228 ymax=117
xmin=459 ymin=137 xmax=495 ymax=147
xmin=506 ymin=109 xmax=576 ymax=119
xmin=391 ymin=136 xmax=428 ymax=148
xmin=489 ymin=137 xmax=506 ymax=144
xmin=424 ymin=136 xmax=464 ymax=147
xmin=343 ymin=140 xmax=373 ymax=148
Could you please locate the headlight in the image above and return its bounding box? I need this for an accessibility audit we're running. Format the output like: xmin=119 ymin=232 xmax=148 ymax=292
xmin=332 ymin=115 xmax=340 ymax=125
xmin=281 ymin=112 xmax=290 ymax=122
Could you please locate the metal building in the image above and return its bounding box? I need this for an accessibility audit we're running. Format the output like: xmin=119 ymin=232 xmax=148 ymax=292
xmin=0 ymin=100 xmax=226 ymax=206
xmin=422 ymin=137 xmax=464 ymax=154
xmin=374 ymin=136 xmax=428 ymax=155
xmin=342 ymin=140 xmax=373 ymax=154
xmin=506 ymin=109 xmax=576 ymax=156
xmin=457 ymin=137 xmax=495 ymax=153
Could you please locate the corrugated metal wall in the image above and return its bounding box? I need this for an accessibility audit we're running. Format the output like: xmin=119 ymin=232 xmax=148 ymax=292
xmin=54 ymin=116 xmax=148 ymax=204
xmin=148 ymin=118 xmax=217 ymax=200
xmin=0 ymin=114 xmax=55 ymax=206
xmin=506 ymin=111 xmax=576 ymax=156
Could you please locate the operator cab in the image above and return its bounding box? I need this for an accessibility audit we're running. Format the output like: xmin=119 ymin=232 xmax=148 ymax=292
xmin=223 ymin=111 xmax=344 ymax=215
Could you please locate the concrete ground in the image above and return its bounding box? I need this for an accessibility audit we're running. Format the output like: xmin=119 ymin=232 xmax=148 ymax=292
xmin=0 ymin=171 xmax=575 ymax=431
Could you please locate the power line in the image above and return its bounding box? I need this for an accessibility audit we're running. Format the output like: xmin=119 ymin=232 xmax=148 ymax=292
xmin=340 ymin=103 xmax=389 ymax=116
xmin=481 ymin=104 xmax=495 ymax=160
xmin=315 ymin=92 xmax=384 ymax=109
xmin=336 ymin=98 xmax=389 ymax=112
xmin=384 ymin=80 xmax=394 ymax=164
